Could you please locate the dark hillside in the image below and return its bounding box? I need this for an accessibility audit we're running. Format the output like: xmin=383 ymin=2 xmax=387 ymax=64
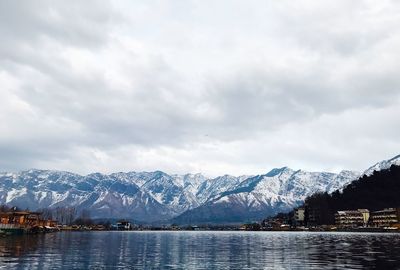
xmin=304 ymin=165 xmax=400 ymax=225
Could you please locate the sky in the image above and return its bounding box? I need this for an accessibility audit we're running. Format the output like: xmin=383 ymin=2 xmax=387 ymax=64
xmin=1 ymin=0 xmax=399 ymax=176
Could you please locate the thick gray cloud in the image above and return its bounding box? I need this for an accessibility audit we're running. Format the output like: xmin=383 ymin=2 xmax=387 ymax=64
xmin=0 ymin=0 xmax=399 ymax=176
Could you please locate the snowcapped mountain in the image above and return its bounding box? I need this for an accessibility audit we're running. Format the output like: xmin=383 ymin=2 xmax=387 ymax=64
xmin=0 ymin=170 xmax=214 ymax=222
xmin=0 ymin=155 xmax=397 ymax=223
xmin=0 ymin=170 xmax=172 ymax=222
xmin=0 ymin=168 xmax=358 ymax=223
xmin=171 ymin=168 xmax=360 ymax=224
xmin=363 ymin=155 xmax=400 ymax=176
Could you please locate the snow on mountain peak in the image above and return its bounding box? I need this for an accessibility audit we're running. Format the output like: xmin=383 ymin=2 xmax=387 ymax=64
xmin=1 ymin=155 xmax=398 ymax=223
xmin=363 ymin=154 xmax=400 ymax=176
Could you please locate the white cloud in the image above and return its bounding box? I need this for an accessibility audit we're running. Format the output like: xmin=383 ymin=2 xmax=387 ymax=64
xmin=0 ymin=0 xmax=399 ymax=176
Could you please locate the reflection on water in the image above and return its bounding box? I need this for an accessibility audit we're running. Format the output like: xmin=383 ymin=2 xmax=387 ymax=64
xmin=0 ymin=231 xmax=400 ymax=269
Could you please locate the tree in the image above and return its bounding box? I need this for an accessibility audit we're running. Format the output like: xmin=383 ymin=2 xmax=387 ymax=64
xmin=0 ymin=205 xmax=10 ymax=212
xmin=74 ymin=209 xmax=93 ymax=226
xmin=303 ymin=165 xmax=400 ymax=225
xmin=40 ymin=208 xmax=54 ymax=220
xmin=54 ymin=206 xmax=76 ymax=225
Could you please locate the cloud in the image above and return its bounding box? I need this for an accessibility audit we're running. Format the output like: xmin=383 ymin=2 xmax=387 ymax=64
xmin=0 ymin=0 xmax=399 ymax=175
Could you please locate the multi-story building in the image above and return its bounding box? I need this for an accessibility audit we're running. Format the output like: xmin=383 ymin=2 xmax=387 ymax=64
xmin=370 ymin=208 xmax=400 ymax=227
xmin=0 ymin=211 xmax=58 ymax=233
xmin=306 ymin=206 xmax=321 ymax=226
xmin=0 ymin=211 xmax=41 ymax=227
xmin=358 ymin=209 xmax=370 ymax=226
xmin=335 ymin=209 xmax=369 ymax=228
xmin=293 ymin=207 xmax=305 ymax=226
xmin=116 ymin=220 xmax=132 ymax=230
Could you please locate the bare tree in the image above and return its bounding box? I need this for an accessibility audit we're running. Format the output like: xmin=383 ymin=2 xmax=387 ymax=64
xmin=75 ymin=209 xmax=93 ymax=226
xmin=65 ymin=207 xmax=76 ymax=225
xmin=40 ymin=208 xmax=54 ymax=220
xmin=0 ymin=205 xmax=10 ymax=212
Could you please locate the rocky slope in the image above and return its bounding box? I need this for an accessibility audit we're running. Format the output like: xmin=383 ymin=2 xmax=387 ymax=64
xmin=0 ymin=155 xmax=397 ymax=223
xmin=171 ymin=168 xmax=359 ymax=224
xmin=362 ymin=155 xmax=400 ymax=176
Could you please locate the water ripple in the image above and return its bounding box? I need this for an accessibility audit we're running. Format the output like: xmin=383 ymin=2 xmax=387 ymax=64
xmin=0 ymin=231 xmax=399 ymax=269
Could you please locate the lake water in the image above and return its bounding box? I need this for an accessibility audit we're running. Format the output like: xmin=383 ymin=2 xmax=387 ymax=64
xmin=0 ymin=231 xmax=400 ymax=269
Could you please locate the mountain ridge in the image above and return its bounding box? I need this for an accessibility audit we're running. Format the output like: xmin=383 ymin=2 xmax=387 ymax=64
xmin=0 ymin=155 xmax=398 ymax=223
xmin=363 ymin=155 xmax=400 ymax=176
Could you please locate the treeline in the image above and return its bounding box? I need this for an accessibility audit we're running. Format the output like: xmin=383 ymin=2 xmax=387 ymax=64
xmin=39 ymin=207 xmax=97 ymax=225
xmin=40 ymin=207 xmax=77 ymax=225
xmin=0 ymin=205 xmax=95 ymax=226
xmin=304 ymin=164 xmax=400 ymax=225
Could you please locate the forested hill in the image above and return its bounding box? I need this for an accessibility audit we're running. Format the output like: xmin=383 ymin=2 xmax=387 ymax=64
xmin=304 ymin=165 xmax=400 ymax=225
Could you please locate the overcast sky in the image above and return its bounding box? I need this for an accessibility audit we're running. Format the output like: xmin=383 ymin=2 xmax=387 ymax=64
xmin=1 ymin=0 xmax=399 ymax=176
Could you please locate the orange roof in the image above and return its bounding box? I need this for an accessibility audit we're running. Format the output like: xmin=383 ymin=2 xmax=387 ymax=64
xmin=3 ymin=211 xmax=42 ymax=215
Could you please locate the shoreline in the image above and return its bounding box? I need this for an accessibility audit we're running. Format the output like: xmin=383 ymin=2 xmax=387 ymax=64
xmin=58 ymin=228 xmax=400 ymax=233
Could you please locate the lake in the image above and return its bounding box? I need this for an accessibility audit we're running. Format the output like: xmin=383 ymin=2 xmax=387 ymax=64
xmin=0 ymin=231 xmax=399 ymax=269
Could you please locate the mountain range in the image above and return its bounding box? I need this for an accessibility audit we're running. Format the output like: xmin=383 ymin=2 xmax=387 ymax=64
xmin=0 ymin=155 xmax=398 ymax=224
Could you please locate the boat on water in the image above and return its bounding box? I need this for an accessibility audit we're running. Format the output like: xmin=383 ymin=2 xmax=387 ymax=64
xmin=0 ymin=223 xmax=25 ymax=235
xmin=0 ymin=211 xmax=59 ymax=235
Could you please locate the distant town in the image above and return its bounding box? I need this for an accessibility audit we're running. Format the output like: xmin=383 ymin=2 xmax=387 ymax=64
xmin=1 ymin=205 xmax=400 ymax=235
xmin=245 ymin=206 xmax=400 ymax=232
xmin=1 ymin=164 xmax=399 ymax=235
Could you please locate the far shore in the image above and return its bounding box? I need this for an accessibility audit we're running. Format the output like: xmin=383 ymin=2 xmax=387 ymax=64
xmin=57 ymin=226 xmax=400 ymax=234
